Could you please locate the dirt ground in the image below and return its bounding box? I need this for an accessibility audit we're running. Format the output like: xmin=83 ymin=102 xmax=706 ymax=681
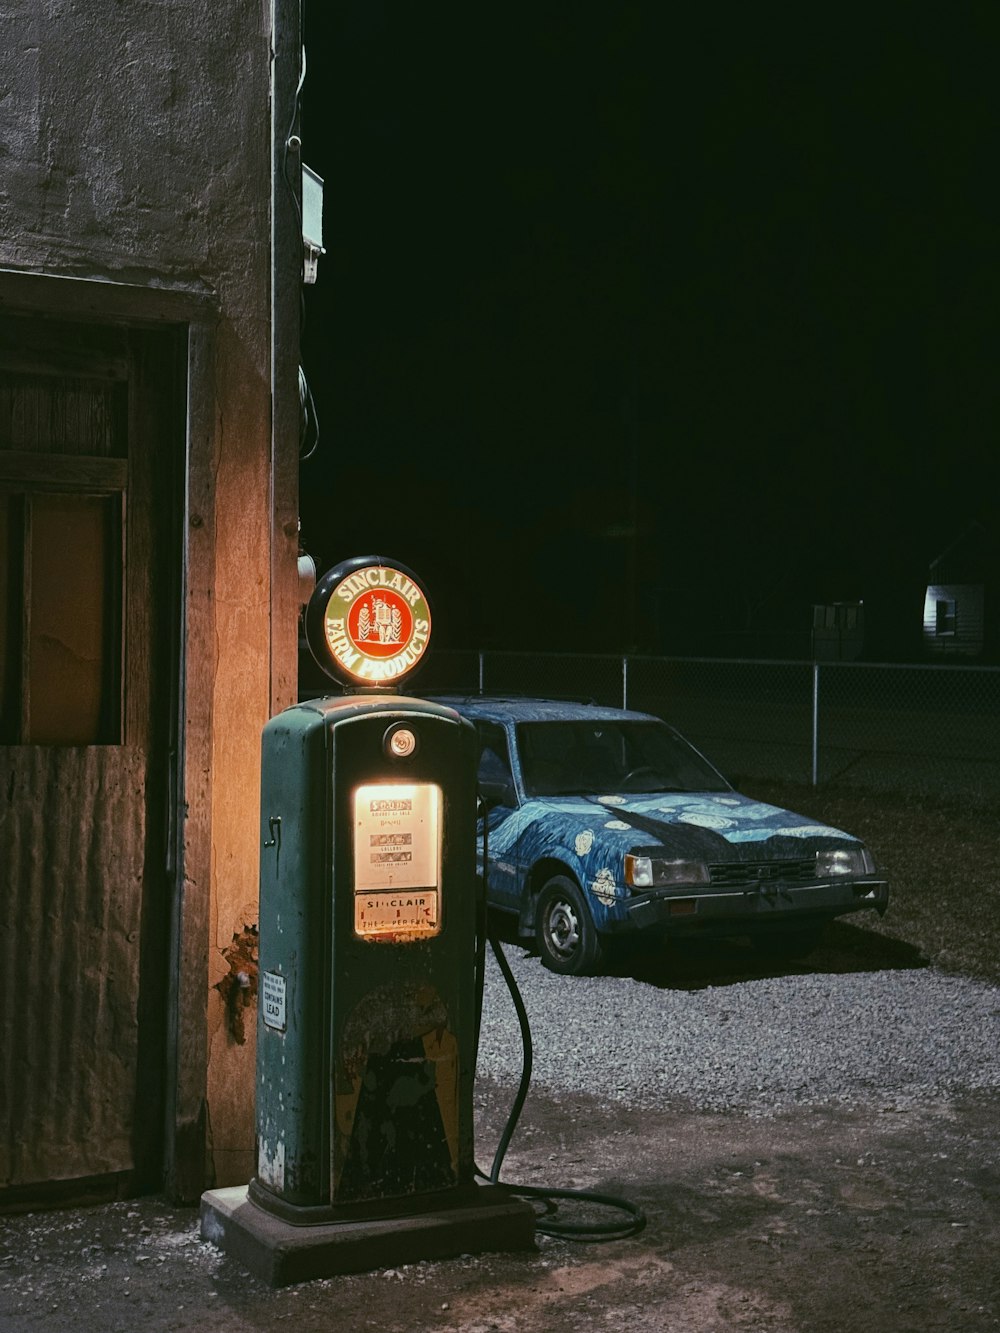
xmin=2 ymin=1076 xmax=999 ymax=1333
xmin=4 ymin=913 xmax=999 ymax=1332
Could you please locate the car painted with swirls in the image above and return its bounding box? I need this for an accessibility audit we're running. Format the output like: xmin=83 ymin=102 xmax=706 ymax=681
xmin=434 ymin=695 xmax=889 ymax=974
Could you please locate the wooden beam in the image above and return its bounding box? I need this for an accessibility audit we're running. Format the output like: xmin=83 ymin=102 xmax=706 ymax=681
xmin=0 ymin=268 xmax=217 ymax=328
xmin=164 ymin=318 xmax=217 ymax=1204
xmin=0 ymin=451 xmax=128 ymax=490
xmin=270 ymin=0 xmax=303 ymax=716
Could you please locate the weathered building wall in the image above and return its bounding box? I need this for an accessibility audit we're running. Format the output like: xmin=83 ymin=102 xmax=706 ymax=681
xmin=1 ymin=0 xmax=283 ymax=1187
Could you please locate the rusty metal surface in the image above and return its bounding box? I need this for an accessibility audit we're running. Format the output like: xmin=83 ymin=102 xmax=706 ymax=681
xmin=0 ymin=745 xmax=146 ymax=1187
xmin=334 ymin=981 xmax=460 ymax=1202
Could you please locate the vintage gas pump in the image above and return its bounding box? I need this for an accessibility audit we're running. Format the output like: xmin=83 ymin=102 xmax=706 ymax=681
xmin=200 ymin=556 xmax=535 ymax=1285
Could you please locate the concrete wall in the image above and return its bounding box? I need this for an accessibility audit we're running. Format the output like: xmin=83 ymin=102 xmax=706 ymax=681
xmin=1 ymin=0 xmax=281 ymax=1188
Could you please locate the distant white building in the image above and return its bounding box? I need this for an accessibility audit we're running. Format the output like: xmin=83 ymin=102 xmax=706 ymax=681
xmin=923 ymin=522 xmax=992 ymax=659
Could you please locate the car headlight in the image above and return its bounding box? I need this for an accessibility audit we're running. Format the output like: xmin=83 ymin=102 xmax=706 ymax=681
xmin=624 ymin=854 xmax=710 ymax=889
xmin=815 ymin=847 xmax=876 ymax=877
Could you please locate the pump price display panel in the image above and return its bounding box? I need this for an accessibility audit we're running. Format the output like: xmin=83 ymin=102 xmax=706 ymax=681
xmin=353 ymin=783 xmax=442 ymax=940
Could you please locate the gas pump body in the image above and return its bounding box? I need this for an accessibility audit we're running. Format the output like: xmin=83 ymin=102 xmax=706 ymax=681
xmin=251 ymin=693 xmax=479 ymax=1222
xmin=201 ymin=556 xmax=534 ymax=1281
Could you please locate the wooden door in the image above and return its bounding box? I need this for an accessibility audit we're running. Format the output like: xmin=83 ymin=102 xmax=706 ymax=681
xmin=0 ymin=313 xmax=180 ymax=1202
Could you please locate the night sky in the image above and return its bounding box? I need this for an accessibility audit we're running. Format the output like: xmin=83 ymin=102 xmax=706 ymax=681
xmin=298 ymin=6 xmax=998 ymax=655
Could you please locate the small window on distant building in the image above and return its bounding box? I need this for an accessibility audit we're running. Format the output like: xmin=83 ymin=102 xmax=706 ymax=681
xmin=935 ymin=599 xmax=957 ymax=636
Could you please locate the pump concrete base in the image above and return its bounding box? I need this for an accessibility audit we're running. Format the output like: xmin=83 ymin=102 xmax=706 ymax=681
xmin=200 ymin=1183 xmax=537 ymax=1287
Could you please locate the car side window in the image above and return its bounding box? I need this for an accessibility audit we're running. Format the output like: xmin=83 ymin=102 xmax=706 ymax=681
xmin=476 ymin=722 xmax=516 ymax=807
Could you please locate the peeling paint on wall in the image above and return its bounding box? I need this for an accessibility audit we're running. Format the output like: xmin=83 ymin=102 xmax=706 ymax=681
xmin=257 ymin=1135 xmax=285 ymax=1192
xmin=214 ymin=924 xmax=259 ymax=1045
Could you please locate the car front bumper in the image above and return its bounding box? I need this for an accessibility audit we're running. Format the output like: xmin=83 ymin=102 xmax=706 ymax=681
xmin=617 ymin=877 xmax=890 ymax=934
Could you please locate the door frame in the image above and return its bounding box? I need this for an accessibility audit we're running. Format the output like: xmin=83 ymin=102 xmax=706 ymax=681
xmin=0 ymin=268 xmax=219 ymax=1202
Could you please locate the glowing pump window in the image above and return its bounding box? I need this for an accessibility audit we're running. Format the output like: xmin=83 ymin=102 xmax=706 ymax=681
xmin=353 ymin=783 xmax=442 ymax=940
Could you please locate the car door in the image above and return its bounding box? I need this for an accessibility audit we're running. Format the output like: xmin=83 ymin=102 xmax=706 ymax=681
xmin=473 ymin=721 xmax=522 ymax=912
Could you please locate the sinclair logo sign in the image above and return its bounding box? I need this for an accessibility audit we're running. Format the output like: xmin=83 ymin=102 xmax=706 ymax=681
xmin=306 ymin=556 xmax=432 ymax=688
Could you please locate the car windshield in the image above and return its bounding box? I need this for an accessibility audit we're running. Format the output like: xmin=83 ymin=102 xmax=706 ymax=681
xmin=515 ymin=720 xmax=731 ymax=796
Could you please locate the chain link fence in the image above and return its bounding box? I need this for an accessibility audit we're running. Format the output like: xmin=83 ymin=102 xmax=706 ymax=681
xmin=417 ymin=651 xmax=1000 ymax=801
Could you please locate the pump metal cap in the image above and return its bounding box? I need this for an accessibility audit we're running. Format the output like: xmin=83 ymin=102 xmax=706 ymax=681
xmin=384 ymin=724 xmax=418 ymax=759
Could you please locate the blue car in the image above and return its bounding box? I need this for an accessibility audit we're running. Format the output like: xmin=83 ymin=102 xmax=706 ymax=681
xmin=435 ymin=696 xmax=889 ymax=975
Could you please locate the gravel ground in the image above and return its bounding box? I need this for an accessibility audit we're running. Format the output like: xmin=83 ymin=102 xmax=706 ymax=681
xmin=476 ymin=926 xmax=1000 ymax=1117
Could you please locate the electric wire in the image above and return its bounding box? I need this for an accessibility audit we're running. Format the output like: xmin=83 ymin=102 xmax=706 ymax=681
xmin=473 ymin=799 xmax=646 ymax=1243
xmin=282 ymin=43 xmax=307 ymax=234
xmin=299 ymin=363 xmax=320 ymax=461
xmin=281 ymin=42 xmax=322 ymax=463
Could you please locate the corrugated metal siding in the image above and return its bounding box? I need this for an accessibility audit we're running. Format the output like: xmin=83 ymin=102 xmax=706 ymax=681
xmin=0 ymin=746 xmax=145 ymax=1185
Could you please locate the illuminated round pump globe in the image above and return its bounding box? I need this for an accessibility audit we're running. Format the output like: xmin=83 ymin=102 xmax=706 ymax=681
xmin=304 ymin=555 xmax=433 ymax=689
xmin=386 ymin=726 xmax=417 ymax=758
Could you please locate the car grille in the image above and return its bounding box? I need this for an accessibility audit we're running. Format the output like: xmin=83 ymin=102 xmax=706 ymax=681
xmin=709 ymin=858 xmax=817 ymax=887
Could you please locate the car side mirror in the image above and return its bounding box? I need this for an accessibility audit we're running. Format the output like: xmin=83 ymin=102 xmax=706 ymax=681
xmin=479 ymin=778 xmax=516 ymax=809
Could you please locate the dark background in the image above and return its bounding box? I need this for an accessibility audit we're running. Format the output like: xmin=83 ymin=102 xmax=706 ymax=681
xmin=297 ymin=5 xmax=998 ymax=656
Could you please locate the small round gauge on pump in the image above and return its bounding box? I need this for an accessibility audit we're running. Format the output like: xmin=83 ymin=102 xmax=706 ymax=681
xmin=304 ymin=555 xmax=433 ymax=690
xmin=384 ymin=723 xmax=419 ymax=759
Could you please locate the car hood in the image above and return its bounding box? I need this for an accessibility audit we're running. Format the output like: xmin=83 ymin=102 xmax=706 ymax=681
xmin=519 ymin=789 xmax=862 ymax=858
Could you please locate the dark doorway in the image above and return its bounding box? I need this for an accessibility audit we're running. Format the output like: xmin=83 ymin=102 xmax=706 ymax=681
xmin=0 ymin=312 xmax=183 ymax=1205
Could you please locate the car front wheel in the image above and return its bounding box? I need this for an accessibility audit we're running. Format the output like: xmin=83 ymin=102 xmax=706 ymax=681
xmin=535 ymin=875 xmax=604 ymax=976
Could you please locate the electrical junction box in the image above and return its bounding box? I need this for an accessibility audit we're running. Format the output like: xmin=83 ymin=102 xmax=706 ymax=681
xmin=302 ymin=163 xmax=324 ymax=284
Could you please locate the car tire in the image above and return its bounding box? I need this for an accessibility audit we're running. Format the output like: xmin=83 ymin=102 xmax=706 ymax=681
xmin=535 ymin=875 xmax=604 ymax=976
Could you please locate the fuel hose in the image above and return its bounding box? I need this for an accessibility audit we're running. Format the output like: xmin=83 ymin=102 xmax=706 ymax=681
xmin=473 ymin=796 xmax=646 ymax=1242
